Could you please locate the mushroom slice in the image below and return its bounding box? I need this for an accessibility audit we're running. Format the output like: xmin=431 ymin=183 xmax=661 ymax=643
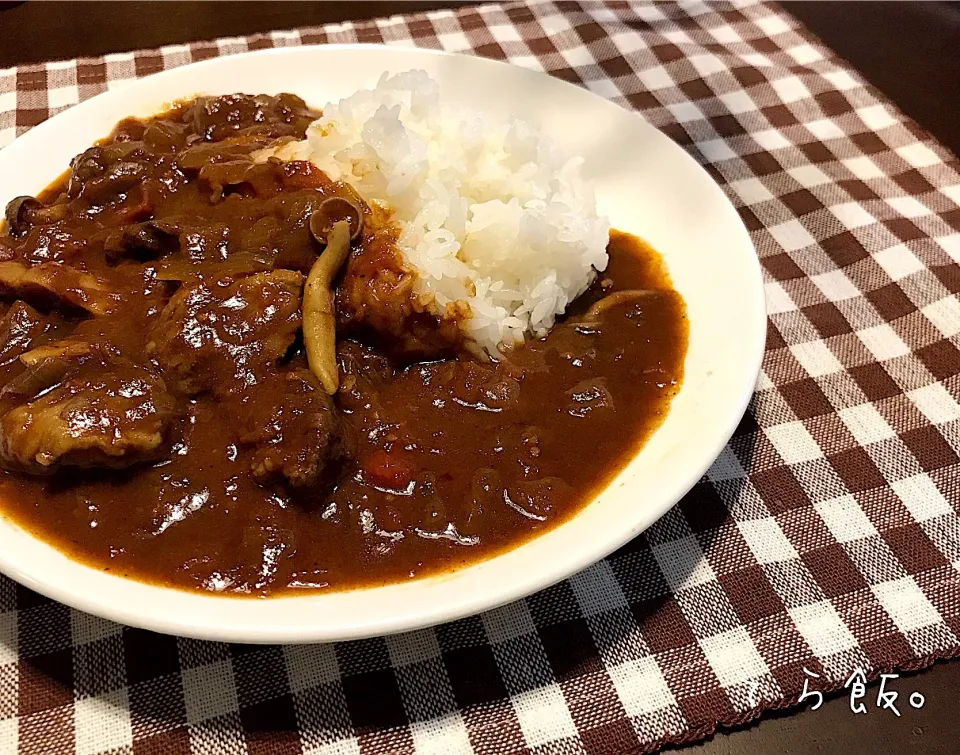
xmin=4 ymin=197 xmax=69 ymax=238
xmin=4 ymin=197 xmax=41 ymax=238
xmin=0 ymin=261 xmax=119 ymax=316
xmin=577 ymin=289 xmax=658 ymax=327
xmin=303 ymin=219 xmax=351 ymax=394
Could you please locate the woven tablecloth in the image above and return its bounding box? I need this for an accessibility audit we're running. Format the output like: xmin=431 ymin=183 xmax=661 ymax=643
xmin=2 ymin=1 xmax=960 ymax=753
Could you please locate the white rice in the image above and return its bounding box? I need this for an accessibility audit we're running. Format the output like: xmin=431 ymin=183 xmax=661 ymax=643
xmin=262 ymin=70 xmax=610 ymax=356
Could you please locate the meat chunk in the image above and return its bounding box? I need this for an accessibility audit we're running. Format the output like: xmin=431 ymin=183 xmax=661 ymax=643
xmin=331 ymin=341 xmax=395 ymax=438
xmin=0 ymin=261 xmax=119 ymax=315
xmin=337 ymin=341 xmax=393 ymax=387
xmin=67 ymin=141 xmax=148 ymax=204
xmin=103 ymin=221 xmax=179 ymax=262
xmin=565 ymin=378 xmax=614 ymax=418
xmin=148 ymin=270 xmax=304 ymax=395
xmin=399 ymin=359 xmax=522 ymax=413
xmin=335 ymin=215 xmax=466 ymax=362
xmin=0 ymin=340 xmax=177 ymax=473
xmin=0 ymin=302 xmax=55 ymax=367
xmin=197 ymin=159 xmax=282 ymax=200
xmin=187 ymin=93 xmax=316 ymax=142
xmin=236 ymin=369 xmax=353 ymax=489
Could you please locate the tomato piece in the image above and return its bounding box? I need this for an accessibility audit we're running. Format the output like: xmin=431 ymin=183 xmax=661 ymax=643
xmin=363 ymin=449 xmax=416 ymax=491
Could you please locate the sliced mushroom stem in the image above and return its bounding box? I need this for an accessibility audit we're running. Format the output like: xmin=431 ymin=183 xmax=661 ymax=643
xmin=303 ymin=220 xmax=351 ymax=394
xmin=572 ymin=289 xmax=658 ymax=329
xmin=587 ymin=289 xmax=656 ymax=316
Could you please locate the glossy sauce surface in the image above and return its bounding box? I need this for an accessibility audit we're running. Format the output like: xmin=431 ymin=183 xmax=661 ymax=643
xmin=0 ymin=96 xmax=687 ymax=595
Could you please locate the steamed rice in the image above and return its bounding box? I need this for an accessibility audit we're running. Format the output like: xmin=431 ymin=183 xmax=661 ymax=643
xmin=261 ymin=70 xmax=609 ymax=356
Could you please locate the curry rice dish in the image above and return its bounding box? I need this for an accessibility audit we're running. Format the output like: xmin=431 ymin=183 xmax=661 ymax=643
xmin=0 ymin=78 xmax=687 ymax=595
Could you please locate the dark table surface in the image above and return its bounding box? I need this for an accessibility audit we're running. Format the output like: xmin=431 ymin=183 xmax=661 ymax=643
xmin=1 ymin=2 xmax=958 ymax=753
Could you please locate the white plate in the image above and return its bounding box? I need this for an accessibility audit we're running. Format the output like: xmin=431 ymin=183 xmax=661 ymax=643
xmin=0 ymin=45 xmax=765 ymax=643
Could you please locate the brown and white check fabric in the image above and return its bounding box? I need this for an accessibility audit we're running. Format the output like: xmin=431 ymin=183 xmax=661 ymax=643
xmin=2 ymin=0 xmax=960 ymax=752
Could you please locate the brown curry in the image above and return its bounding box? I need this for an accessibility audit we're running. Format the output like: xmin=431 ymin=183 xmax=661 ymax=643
xmin=0 ymin=94 xmax=687 ymax=595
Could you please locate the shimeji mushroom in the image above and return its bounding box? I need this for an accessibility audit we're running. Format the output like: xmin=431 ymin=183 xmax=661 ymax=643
xmin=303 ymin=196 xmax=364 ymax=394
xmin=4 ymin=196 xmax=69 ymax=238
xmin=575 ymin=289 xmax=658 ymax=329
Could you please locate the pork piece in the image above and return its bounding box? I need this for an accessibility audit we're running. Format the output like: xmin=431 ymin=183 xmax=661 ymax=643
xmin=236 ymin=368 xmax=353 ymax=489
xmin=197 ymin=159 xmax=282 ymax=200
xmin=335 ymin=216 xmax=466 ymax=362
xmin=187 ymin=93 xmax=316 ymax=142
xmin=103 ymin=220 xmax=180 ymax=262
xmin=148 ymin=270 xmax=304 ymax=395
xmin=400 ymin=359 xmax=523 ymax=414
xmin=0 ymin=340 xmax=177 ymax=473
xmin=337 ymin=340 xmax=393 ymax=387
xmin=0 ymin=261 xmax=119 ymax=315
xmin=334 ymin=340 xmax=394 ymax=426
xmin=0 ymin=302 xmax=55 ymax=367
xmin=141 ymin=118 xmax=190 ymax=153
xmin=67 ymin=141 xmax=149 ymax=204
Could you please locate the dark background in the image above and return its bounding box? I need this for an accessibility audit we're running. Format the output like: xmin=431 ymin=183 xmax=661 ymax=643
xmin=1 ymin=2 xmax=959 ymax=753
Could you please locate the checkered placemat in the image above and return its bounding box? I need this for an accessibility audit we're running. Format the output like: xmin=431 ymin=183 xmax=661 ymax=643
xmin=2 ymin=1 xmax=960 ymax=753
